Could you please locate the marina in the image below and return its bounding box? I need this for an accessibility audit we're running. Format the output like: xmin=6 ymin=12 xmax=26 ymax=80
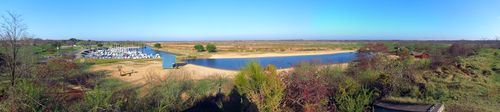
xmin=81 ymin=47 xmax=160 ymax=59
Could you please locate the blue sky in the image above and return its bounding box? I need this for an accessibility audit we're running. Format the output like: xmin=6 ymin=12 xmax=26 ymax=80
xmin=0 ymin=0 xmax=499 ymax=40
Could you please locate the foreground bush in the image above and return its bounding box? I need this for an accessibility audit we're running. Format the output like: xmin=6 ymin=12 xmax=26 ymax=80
xmin=235 ymin=62 xmax=284 ymax=112
xmin=334 ymin=77 xmax=373 ymax=112
xmin=0 ymin=80 xmax=45 ymax=111
xmin=81 ymin=78 xmax=137 ymax=111
xmin=282 ymin=62 xmax=331 ymax=111
xmin=144 ymin=71 xmax=230 ymax=111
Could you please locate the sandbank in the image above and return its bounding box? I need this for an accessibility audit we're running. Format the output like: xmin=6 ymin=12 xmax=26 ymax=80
xmin=90 ymin=61 xmax=237 ymax=85
xmin=209 ymin=50 xmax=355 ymax=59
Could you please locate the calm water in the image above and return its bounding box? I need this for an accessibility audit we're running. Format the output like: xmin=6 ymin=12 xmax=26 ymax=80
xmin=141 ymin=46 xmax=357 ymax=70
xmin=141 ymin=46 xmax=176 ymax=69
xmin=184 ymin=52 xmax=357 ymax=70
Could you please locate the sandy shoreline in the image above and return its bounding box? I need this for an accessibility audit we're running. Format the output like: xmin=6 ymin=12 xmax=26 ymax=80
xmin=89 ymin=50 xmax=355 ymax=84
xmin=90 ymin=61 xmax=237 ymax=85
xmin=209 ymin=50 xmax=356 ymax=59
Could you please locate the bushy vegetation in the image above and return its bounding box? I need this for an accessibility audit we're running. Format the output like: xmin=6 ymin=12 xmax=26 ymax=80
xmin=334 ymin=78 xmax=372 ymax=112
xmin=2 ymin=15 xmax=497 ymax=112
xmin=194 ymin=44 xmax=205 ymax=52
xmin=351 ymin=42 xmax=500 ymax=111
xmin=206 ymin=43 xmax=217 ymax=52
xmin=1 ymin=40 xmax=498 ymax=111
xmin=0 ymin=56 xmax=234 ymax=111
xmin=282 ymin=62 xmax=332 ymax=111
xmin=153 ymin=43 xmax=162 ymax=49
xmin=234 ymin=62 xmax=284 ymax=112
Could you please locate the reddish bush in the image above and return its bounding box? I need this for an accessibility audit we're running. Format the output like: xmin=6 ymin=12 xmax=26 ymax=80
xmin=428 ymin=43 xmax=477 ymax=69
xmin=358 ymin=43 xmax=389 ymax=53
xmin=396 ymin=47 xmax=411 ymax=60
xmin=48 ymin=58 xmax=78 ymax=70
xmin=356 ymin=43 xmax=389 ymax=70
xmin=35 ymin=58 xmax=79 ymax=82
xmin=282 ymin=63 xmax=332 ymax=111
xmin=447 ymin=43 xmax=477 ymax=57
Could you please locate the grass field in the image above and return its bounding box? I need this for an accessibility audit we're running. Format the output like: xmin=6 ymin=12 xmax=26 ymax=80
xmin=78 ymin=58 xmax=162 ymax=65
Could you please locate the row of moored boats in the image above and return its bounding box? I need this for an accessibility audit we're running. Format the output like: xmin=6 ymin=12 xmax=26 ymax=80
xmin=81 ymin=47 xmax=160 ymax=59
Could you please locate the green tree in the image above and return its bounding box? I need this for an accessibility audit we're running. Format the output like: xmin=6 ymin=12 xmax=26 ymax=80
xmin=97 ymin=43 xmax=103 ymax=47
xmin=153 ymin=43 xmax=162 ymax=49
xmin=69 ymin=38 xmax=78 ymax=45
xmin=206 ymin=44 xmax=217 ymax=52
xmin=51 ymin=42 xmax=62 ymax=50
xmin=194 ymin=44 xmax=205 ymax=52
xmin=235 ymin=62 xmax=284 ymax=112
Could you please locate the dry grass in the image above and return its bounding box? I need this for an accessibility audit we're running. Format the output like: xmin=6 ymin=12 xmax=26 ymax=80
xmin=148 ymin=41 xmax=363 ymax=59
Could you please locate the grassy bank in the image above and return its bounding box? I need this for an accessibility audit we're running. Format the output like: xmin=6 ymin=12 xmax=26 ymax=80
xmin=77 ymin=58 xmax=162 ymax=65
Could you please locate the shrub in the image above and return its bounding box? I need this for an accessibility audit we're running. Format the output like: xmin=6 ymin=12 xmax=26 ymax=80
xmin=97 ymin=43 xmax=103 ymax=47
xmin=422 ymin=84 xmax=450 ymax=102
xmin=82 ymin=78 xmax=127 ymax=111
xmin=0 ymin=80 xmax=45 ymax=111
xmin=108 ymin=87 xmax=142 ymax=111
xmin=84 ymin=86 xmax=114 ymax=111
xmin=206 ymin=44 xmax=217 ymax=52
xmin=194 ymin=44 xmax=205 ymax=52
xmin=153 ymin=43 xmax=162 ymax=49
xmin=430 ymin=50 xmax=451 ymax=69
xmin=457 ymin=48 xmax=500 ymax=76
xmin=448 ymin=42 xmax=477 ymax=57
xmin=0 ymin=53 xmax=4 ymax=68
xmin=282 ymin=63 xmax=331 ymax=111
xmin=373 ymin=73 xmax=391 ymax=97
xmin=358 ymin=43 xmax=388 ymax=53
xmin=146 ymin=76 xmax=194 ymax=111
xmin=334 ymin=77 xmax=373 ymax=112
xmin=354 ymin=43 xmax=390 ymax=70
xmin=51 ymin=42 xmax=62 ymax=49
xmin=396 ymin=46 xmax=411 ymax=60
xmin=143 ymin=71 xmax=227 ymax=111
xmin=234 ymin=62 xmax=284 ymax=112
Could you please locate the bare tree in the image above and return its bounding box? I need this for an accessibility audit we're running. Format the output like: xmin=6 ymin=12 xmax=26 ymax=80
xmin=0 ymin=11 xmax=28 ymax=86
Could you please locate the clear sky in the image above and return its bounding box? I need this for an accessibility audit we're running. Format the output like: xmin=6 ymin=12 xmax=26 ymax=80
xmin=0 ymin=0 xmax=499 ymax=40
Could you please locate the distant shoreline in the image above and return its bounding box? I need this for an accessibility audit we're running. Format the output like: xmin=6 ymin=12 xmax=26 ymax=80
xmin=208 ymin=50 xmax=356 ymax=59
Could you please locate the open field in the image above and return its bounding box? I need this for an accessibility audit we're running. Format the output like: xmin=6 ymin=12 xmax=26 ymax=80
xmin=148 ymin=41 xmax=364 ymax=59
xmin=209 ymin=50 xmax=355 ymax=59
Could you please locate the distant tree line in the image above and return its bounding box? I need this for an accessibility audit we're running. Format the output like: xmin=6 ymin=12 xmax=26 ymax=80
xmin=153 ymin=43 xmax=162 ymax=49
xmin=194 ymin=43 xmax=216 ymax=52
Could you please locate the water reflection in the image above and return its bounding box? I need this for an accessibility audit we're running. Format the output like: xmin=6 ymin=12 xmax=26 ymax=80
xmin=185 ymin=52 xmax=357 ymax=70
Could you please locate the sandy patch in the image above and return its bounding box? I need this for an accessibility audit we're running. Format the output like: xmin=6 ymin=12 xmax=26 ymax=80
xmin=209 ymin=50 xmax=355 ymax=59
xmin=90 ymin=61 xmax=237 ymax=85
